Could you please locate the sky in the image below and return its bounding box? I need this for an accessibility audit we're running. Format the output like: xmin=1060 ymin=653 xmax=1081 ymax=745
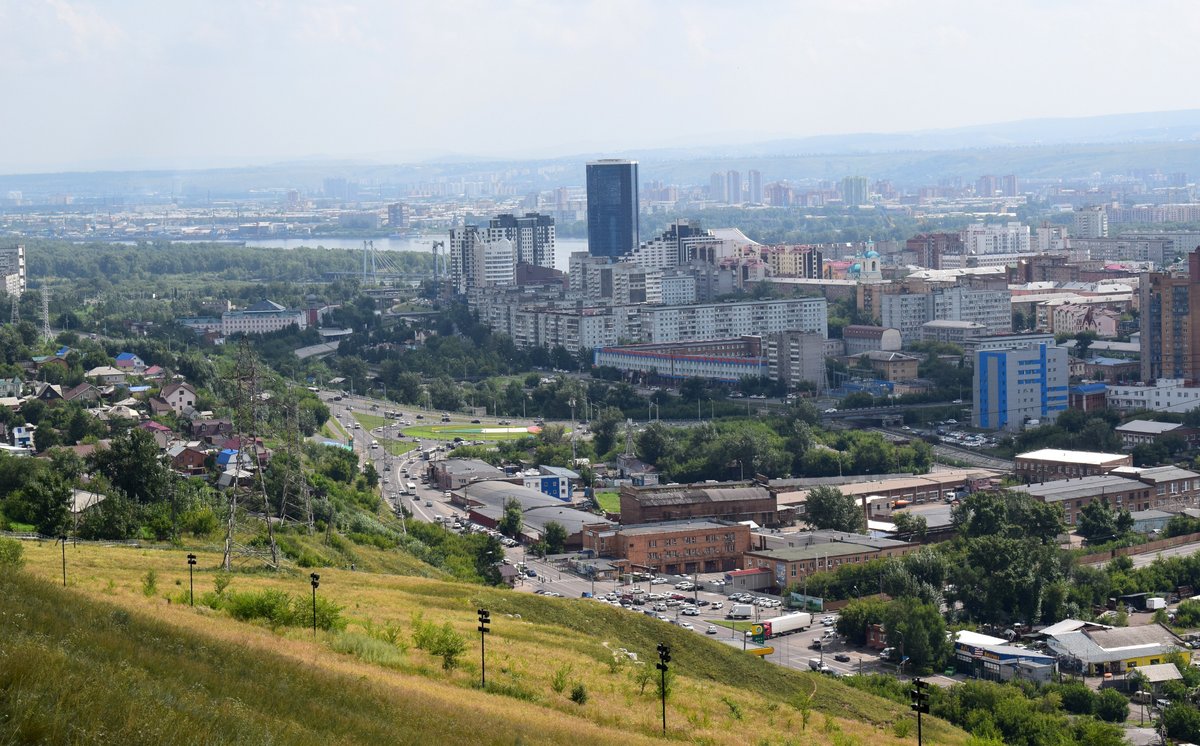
xmin=2 ymin=0 xmax=1200 ymax=174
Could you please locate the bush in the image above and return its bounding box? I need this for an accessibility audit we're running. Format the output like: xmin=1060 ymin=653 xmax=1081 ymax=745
xmin=141 ymin=570 xmax=158 ymax=597
xmin=410 ymin=613 xmax=466 ymax=670
xmin=1093 ymin=688 xmax=1129 ymax=723
xmin=212 ymin=588 xmax=346 ymax=631
xmin=1164 ymin=702 xmax=1200 ymax=742
xmin=551 ymin=663 xmax=572 ymax=694
xmin=0 ymin=537 xmax=24 ymax=570
xmin=569 ymin=683 xmax=588 ymax=705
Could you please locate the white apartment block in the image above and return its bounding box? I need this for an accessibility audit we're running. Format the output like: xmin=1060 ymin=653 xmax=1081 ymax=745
xmin=1073 ymin=206 xmax=1108 ymax=239
xmin=1107 ymin=379 xmax=1200 ymax=413
xmin=0 ymin=244 xmax=25 ymax=296
xmin=661 ymin=270 xmax=697 ymax=305
xmin=479 ymin=237 xmax=515 ymax=287
xmin=962 ymin=222 xmax=1031 ymax=255
xmin=450 ymin=225 xmax=516 ymax=293
xmin=939 ymin=252 xmax=1039 ymax=269
xmin=883 ymin=286 xmax=1011 ymax=342
xmin=638 ymin=297 xmax=828 ymax=344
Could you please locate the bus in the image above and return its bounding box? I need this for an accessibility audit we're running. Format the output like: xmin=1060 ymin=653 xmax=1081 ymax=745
xmin=406 ymin=482 xmax=416 ymax=494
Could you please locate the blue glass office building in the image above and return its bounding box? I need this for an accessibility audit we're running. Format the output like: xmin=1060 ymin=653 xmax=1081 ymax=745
xmin=586 ymin=159 xmax=639 ymax=258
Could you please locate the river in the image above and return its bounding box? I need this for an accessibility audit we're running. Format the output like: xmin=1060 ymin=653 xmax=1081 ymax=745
xmin=243 ymin=236 xmax=588 ymax=273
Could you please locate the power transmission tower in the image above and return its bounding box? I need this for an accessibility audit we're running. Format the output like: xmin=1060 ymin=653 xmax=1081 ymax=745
xmin=277 ymin=399 xmax=314 ymax=533
xmin=222 ymin=339 xmax=280 ymax=571
xmin=40 ymin=289 xmax=50 ymax=341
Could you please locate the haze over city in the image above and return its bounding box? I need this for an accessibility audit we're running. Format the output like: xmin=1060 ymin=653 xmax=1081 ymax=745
xmin=4 ymin=0 xmax=1200 ymax=172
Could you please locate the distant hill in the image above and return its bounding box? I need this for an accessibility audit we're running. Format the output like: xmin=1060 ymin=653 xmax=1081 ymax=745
xmin=5 ymin=109 xmax=1200 ymax=194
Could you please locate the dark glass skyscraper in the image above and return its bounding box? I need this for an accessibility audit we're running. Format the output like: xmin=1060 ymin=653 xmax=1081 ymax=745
xmin=586 ymin=159 xmax=638 ymax=258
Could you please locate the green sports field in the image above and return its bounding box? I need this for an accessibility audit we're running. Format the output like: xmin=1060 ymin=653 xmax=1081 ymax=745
xmin=401 ymin=423 xmax=545 ymax=441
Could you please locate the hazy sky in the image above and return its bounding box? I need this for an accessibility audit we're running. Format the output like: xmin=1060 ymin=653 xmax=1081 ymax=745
xmin=2 ymin=0 xmax=1199 ymax=173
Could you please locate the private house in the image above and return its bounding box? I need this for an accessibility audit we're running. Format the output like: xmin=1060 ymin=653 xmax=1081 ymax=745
xmin=0 ymin=377 xmax=22 ymax=398
xmin=62 ymin=383 xmax=100 ymax=404
xmin=33 ymin=383 xmax=62 ymax=402
xmin=136 ymin=420 xmax=174 ymax=448
xmin=147 ymin=397 xmax=173 ymax=417
xmin=12 ymin=425 xmax=35 ymax=450
xmin=159 ymin=383 xmax=197 ymax=416
xmin=187 ymin=418 xmax=234 ymax=443
xmin=113 ymin=352 xmax=146 ymax=373
xmin=167 ymin=443 xmax=209 ymax=475
xmin=86 ymin=366 xmax=127 ymax=386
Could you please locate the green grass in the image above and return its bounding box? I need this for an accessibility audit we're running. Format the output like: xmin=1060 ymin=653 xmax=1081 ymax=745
xmin=379 ymin=438 xmax=417 ymax=457
xmin=593 ymin=491 xmax=620 ymax=514
xmin=402 ymin=424 xmax=539 ymax=441
xmin=353 ymin=412 xmax=390 ymax=431
xmin=9 ymin=541 xmax=970 ymax=745
xmin=0 ymin=571 xmax=672 ymax=745
xmin=323 ymin=417 xmax=350 ymax=442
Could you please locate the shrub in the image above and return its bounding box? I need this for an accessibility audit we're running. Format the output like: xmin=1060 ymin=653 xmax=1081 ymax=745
xmin=329 ymin=631 xmax=407 ymax=668
xmin=0 ymin=537 xmax=24 ymax=570
xmin=893 ymin=718 xmax=913 ymax=738
xmin=569 ymin=683 xmax=588 ymax=705
xmin=551 ymin=663 xmax=572 ymax=694
xmin=410 ymin=613 xmax=465 ymax=670
xmin=142 ymin=570 xmax=158 ymax=597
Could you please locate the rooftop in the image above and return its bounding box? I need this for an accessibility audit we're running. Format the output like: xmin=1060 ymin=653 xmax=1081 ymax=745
xmin=1133 ymin=662 xmax=1184 ymax=684
xmin=1011 ymin=475 xmax=1144 ymax=503
xmin=1115 ymin=420 xmax=1187 ymax=435
xmin=1016 ymin=448 xmax=1129 ymax=466
xmin=626 ymin=483 xmax=772 ymax=507
xmin=617 ymin=520 xmax=739 ymax=537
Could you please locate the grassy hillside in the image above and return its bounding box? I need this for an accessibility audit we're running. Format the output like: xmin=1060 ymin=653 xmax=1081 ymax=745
xmin=2 ymin=541 xmax=971 ymax=744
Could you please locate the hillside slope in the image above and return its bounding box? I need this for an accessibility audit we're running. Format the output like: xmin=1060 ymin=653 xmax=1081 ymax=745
xmin=1 ymin=541 xmax=970 ymax=744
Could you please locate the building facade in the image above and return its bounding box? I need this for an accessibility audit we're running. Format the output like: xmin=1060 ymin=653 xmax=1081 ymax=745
xmin=1141 ymin=249 xmax=1200 ymax=383
xmin=221 ymin=300 xmax=307 ymax=336
xmin=1014 ymin=449 xmax=1132 ymax=482
xmin=581 ymin=520 xmax=752 ymax=575
xmin=0 ymin=244 xmax=25 ymax=296
xmin=619 ymin=482 xmax=778 ymax=526
xmin=489 ymin=212 xmax=556 ymax=269
xmin=586 ymin=159 xmax=639 ymax=258
xmin=638 ymin=297 xmax=828 ymax=344
xmin=974 ymin=342 xmax=1068 ymax=431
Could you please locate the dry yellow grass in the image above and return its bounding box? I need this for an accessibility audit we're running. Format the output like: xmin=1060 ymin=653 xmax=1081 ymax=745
xmin=12 ymin=540 xmax=970 ymax=745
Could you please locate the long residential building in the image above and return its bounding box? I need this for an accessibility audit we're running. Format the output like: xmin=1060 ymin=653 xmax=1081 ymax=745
xmin=1107 ymin=379 xmax=1200 ymax=413
xmin=221 ymin=300 xmax=307 ymax=336
xmin=639 ymin=297 xmax=827 ymax=344
xmin=593 ymin=331 xmax=827 ymax=387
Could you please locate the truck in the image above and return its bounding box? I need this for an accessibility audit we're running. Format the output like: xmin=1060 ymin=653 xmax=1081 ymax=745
xmin=761 ymin=612 xmax=812 ymax=638
xmin=1147 ymin=597 xmax=1167 ymax=611
xmin=808 ymin=658 xmax=822 ymax=671
xmin=726 ymin=603 xmax=754 ymax=620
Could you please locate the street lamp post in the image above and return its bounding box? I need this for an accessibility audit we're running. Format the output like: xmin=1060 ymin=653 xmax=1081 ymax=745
xmin=477 ymin=608 xmax=491 ymax=688
xmin=309 ymin=573 xmax=320 ymax=636
xmin=187 ymin=553 xmax=197 ymax=606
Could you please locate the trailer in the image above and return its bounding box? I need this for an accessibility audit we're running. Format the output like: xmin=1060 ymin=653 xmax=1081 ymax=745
xmin=761 ymin=612 xmax=812 ymax=638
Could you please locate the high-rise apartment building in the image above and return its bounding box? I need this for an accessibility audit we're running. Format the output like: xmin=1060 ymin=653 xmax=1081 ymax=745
xmin=586 ymin=159 xmax=639 ymax=258
xmin=0 ymin=244 xmax=25 ymax=296
xmin=1141 ymin=248 xmax=1200 ymax=383
xmin=449 ymin=225 xmax=516 ymax=293
xmin=725 ymin=170 xmax=742 ymax=204
xmin=710 ymin=172 xmax=725 ymax=202
xmin=905 ymin=233 xmax=962 ymax=270
xmin=1002 ymin=174 xmax=1019 ymax=198
xmin=488 ymin=213 xmax=556 ymax=268
xmin=840 ymin=176 xmax=869 ymax=207
xmin=1073 ymin=206 xmax=1109 ymax=239
xmin=976 ymin=175 xmax=999 ymax=197
xmin=747 ymin=170 xmax=763 ymax=204
xmin=973 ymin=342 xmax=1068 ymax=432
xmin=963 ymin=223 xmax=1031 ymax=255
xmin=387 ymin=203 xmax=410 ymax=230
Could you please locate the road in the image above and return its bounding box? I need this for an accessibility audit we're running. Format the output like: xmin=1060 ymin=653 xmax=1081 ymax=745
xmin=314 ymin=387 xmax=958 ymax=684
xmin=1093 ymin=540 xmax=1200 ymax=569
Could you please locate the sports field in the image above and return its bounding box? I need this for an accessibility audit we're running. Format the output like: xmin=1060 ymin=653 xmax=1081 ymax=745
xmin=401 ymin=423 xmax=544 ymax=441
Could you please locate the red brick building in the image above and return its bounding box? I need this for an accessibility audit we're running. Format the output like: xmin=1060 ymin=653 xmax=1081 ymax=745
xmin=618 ymin=482 xmax=778 ymax=526
xmin=582 ymin=519 xmax=751 ymax=575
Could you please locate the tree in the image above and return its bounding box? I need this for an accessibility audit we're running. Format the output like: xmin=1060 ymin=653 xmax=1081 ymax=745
xmin=498 ymin=497 xmax=523 ymax=538
xmin=544 ymin=521 xmax=568 ymax=554
xmin=19 ymin=471 xmax=71 ymax=536
xmin=805 ymin=485 xmax=865 ymax=533
xmin=88 ymin=429 xmax=171 ymax=504
xmin=880 ymin=597 xmax=947 ymax=673
xmin=835 ymin=597 xmax=889 ymax=645
xmin=1092 ymin=688 xmax=1129 ymax=723
xmin=1073 ymin=331 xmax=1097 ymax=359
xmin=590 ymin=406 xmax=624 ymax=456
xmin=1077 ymin=499 xmax=1121 ymax=544
xmin=892 ymin=512 xmax=927 ymax=541
xmin=1163 ymin=703 xmax=1200 ymax=743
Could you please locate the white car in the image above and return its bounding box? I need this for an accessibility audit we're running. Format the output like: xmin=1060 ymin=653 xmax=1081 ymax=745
xmin=679 ymin=622 xmax=694 ymax=630
xmin=682 ymin=607 xmax=700 ymax=616
xmin=710 ymin=601 xmax=724 ymax=611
